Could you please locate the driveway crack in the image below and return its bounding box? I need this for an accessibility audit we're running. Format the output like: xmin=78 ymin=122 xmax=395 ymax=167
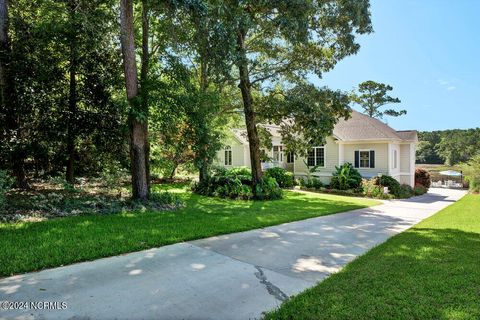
xmin=254 ymin=266 xmax=289 ymax=302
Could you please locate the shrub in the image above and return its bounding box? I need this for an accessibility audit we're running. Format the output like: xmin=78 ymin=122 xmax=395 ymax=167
xmin=330 ymin=163 xmax=362 ymax=190
xmin=265 ymin=167 xmax=294 ymax=188
xmin=0 ymin=170 xmax=14 ymax=209
xmin=192 ymin=167 xmax=281 ymax=200
xmin=299 ymin=176 xmax=323 ymax=190
xmin=255 ymin=177 xmax=283 ymax=200
xmin=398 ymin=184 xmax=414 ymax=198
xmin=376 ymin=175 xmax=401 ymax=197
xmin=413 ymin=184 xmax=428 ymax=196
xmin=469 ymin=177 xmax=480 ymax=193
xmin=361 ymin=179 xmax=385 ymax=198
xmin=415 ymin=168 xmax=431 ymax=189
xmin=460 ymin=155 xmax=480 ymax=193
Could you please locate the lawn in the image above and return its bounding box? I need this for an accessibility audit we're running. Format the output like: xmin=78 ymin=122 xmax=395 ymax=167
xmin=265 ymin=194 xmax=480 ymax=320
xmin=0 ymin=184 xmax=378 ymax=277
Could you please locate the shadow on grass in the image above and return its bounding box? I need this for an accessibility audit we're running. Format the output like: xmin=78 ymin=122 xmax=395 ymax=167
xmin=0 ymin=189 xmax=376 ymax=276
xmin=265 ymin=227 xmax=480 ymax=320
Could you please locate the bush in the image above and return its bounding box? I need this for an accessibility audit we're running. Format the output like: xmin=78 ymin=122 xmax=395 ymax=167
xmin=361 ymin=179 xmax=385 ymax=198
xmin=299 ymin=176 xmax=323 ymax=190
xmin=0 ymin=170 xmax=14 ymax=209
xmin=415 ymin=168 xmax=431 ymax=189
xmin=413 ymin=184 xmax=428 ymax=196
xmin=398 ymin=184 xmax=414 ymax=198
xmin=469 ymin=177 xmax=480 ymax=193
xmin=376 ymin=175 xmax=401 ymax=197
xmin=192 ymin=167 xmax=282 ymax=200
xmin=255 ymin=177 xmax=283 ymax=200
xmin=330 ymin=163 xmax=362 ymax=190
xmin=265 ymin=167 xmax=294 ymax=188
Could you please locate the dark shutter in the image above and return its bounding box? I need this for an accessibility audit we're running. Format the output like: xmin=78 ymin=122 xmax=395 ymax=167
xmin=370 ymin=150 xmax=375 ymax=168
xmin=354 ymin=151 xmax=359 ymax=168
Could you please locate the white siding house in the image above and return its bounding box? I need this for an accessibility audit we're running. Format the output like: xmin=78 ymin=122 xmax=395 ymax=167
xmin=213 ymin=111 xmax=418 ymax=187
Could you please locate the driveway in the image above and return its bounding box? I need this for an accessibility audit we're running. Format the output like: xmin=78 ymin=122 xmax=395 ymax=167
xmin=0 ymin=188 xmax=466 ymax=320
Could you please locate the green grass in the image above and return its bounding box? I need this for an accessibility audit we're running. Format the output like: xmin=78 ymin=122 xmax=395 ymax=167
xmin=0 ymin=184 xmax=378 ymax=277
xmin=265 ymin=194 xmax=480 ymax=320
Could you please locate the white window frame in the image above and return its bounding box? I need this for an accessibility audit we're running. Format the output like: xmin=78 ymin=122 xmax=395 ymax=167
xmin=359 ymin=149 xmax=371 ymax=169
xmin=307 ymin=146 xmax=325 ymax=168
xmin=224 ymin=146 xmax=232 ymax=166
xmin=272 ymin=145 xmax=283 ymax=162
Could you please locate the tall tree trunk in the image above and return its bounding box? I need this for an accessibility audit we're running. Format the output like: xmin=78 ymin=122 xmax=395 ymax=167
xmin=0 ymin=0 xmax=28 ymax=189
xmin=198 ymin=58 xmax=209 ymax=183
xmin=140 ymin=0 xmax=150 ymax=192
xmin=120 ymin=0 xmax=149 ymax=200
xmin=236 ymin=28 xmax=263 ymax=192
xmin=66 ymin=0 xmax=78 ymax=184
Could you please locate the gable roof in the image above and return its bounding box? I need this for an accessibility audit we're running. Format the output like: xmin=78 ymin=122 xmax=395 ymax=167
xmin=333 ymin=111 xmax=417 ymax=142
xmin=232 ymin=110 xmax=418 ymax=144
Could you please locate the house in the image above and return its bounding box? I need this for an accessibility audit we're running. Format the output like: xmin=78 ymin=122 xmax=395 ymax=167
xmin=214 ymin=110 xmax=418 ymax=187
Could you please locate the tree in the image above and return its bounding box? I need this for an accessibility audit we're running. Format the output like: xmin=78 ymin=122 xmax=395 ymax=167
xmin=225 ymin=0 xmax=372 ymax=194
xmin=436 ymin=129 xmax=480 ymax=166
xmin=416 ymin=141 xmax=435 ymax=164
xmin=0 ymin=0 xmax=28 ymax=188
xmin=260 ymin=82 xmax=352 ymax=157
xmin=120 ymin=0 xmax=149 ymax=199
xmin=352 ymin=80 xmax=406 ymax=119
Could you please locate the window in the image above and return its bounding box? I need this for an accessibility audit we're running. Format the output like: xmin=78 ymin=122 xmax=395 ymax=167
xmin=360 ymin=150 xmax=370 ymax=168
xmin=224 ymin=146 xmax=232 ymax=166
xmin=287 ymin=151 xmax=295 ymax=164
xmin=272 ymin=146 xmax=283 ymax=162
xmin=307 ymin=146 xmax=325 ymax=167
xmin=392 ymin=150 xmax=398 ymax=169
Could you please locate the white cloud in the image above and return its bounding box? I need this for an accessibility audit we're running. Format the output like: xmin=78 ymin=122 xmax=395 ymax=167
xmin=447 ymin=86 xmax=456 ymax=91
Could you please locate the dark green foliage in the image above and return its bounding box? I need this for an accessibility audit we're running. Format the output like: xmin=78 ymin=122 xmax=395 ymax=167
xmin=192 ymin=167 xmax=282 ymax=200
xmin=352 ymin=80 xmax=405 ymax=119
xmin=0 ymin=0 xmax=126 ymax=181
xmin=415 ymin=168 xmax=431 ymax=189
xmin=299 ymin=177 xmax=323 ymax=190
xmin=261 ymin=83 xmax=352 ymax=157
xmin=374 ymin=175 xmax=400 ymax=198
xmin=330 ymin=163 xmax=362 ymax=190
xmin=265 ymin=167 xmax=294 ymax=188
xmin=376 ymin=175 xmax=401 ymax=197
xmin=398 ymin=184 xmax=414 ymax=198
xmin=0 ymin=170 xmax=14 ymax=209
xmin=413 ymin=184 xmax=428 ymax=196
xmin=255 ymin=177 xmax=283 ymax=200
xmin=417 ymin=129 xmax=480 ymax=165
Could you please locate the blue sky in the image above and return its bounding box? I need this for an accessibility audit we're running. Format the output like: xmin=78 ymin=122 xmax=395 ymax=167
xmin=313 ymin=0 xmax=480 ymax=131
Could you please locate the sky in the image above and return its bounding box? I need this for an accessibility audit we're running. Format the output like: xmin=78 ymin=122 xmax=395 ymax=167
xmin=312 ymin=0 xmax=480 ymax=132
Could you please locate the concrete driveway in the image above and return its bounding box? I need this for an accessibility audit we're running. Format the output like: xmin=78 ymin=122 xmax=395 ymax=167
xmin=0 ymin=188 xmax=466 ymax=320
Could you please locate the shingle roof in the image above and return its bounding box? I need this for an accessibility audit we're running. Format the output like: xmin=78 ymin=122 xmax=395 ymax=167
xmin=232 ymin=110 xmax=418 ymax=144
xmin=333 ymin=111 xmax=405 ymax=141
xmin=395 ymin=130 xmax=418 ymax=142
